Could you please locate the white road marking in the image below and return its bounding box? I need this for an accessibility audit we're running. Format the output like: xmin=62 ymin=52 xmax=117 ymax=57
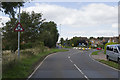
xmin=27 ymin=52 xmax=57 ymax=79
xmin=73 ymin=64 xmax=89 ymax=80
xmin=70 ymin=59 xmax=73 ymax=63
xmin=84 ymin=75 xmax=88 ymax=79
xmin=74 ymin=64 xmax=84 ymax=74
xmin=68 ymin=50 xmax=89 ymax=80
xmin=89 ymin=52 xmax=120 ymax=71
xmin=68 ymin=56 xmax=70 ymax=58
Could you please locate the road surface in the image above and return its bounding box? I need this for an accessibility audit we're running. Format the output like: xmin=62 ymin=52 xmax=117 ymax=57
xmin=29 ymin=49 xmax=119 ymax=80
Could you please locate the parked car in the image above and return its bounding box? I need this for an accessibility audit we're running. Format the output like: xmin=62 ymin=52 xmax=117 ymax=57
xmin=106 ymin=44 xmax=120 ymax=62
xmin=97 ymin=48 xmax=101 ymax=50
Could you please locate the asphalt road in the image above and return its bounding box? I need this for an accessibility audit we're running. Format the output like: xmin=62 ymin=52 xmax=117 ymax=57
xmin=29 ymin=49 xmax=120 ymax=80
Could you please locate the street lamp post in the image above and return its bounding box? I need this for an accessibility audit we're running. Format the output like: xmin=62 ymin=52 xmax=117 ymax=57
xmin=60 ymin=24 xmax=61 ymax=38
xmin=59 ymin=24 xmax=61 ymax=48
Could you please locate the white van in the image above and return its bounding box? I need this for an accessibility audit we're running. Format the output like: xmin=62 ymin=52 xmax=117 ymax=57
xmin=106 ymin=44 xmax=120 ymax=62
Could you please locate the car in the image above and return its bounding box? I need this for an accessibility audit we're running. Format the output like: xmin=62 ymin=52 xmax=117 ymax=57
xmin=97 ymin=48 xmax=101 ymax=50
xmin=79 ymin=47 xmax=82 ymax=50
xmin=106 ymin=44 xmax=120 ymax=62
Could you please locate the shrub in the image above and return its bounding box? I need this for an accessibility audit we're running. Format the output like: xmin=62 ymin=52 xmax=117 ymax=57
xmin=33 ymin=41 xmax=45 ymax=53
xmin=104 ymin=42 xmax=118 ymax=54
xmin=21 ymin=50 xmax=34 ymax=56
xmin=97 ymin=45 xmax=104 ymax=49
xmin=21 ymin=42 xmax=33 ymax=50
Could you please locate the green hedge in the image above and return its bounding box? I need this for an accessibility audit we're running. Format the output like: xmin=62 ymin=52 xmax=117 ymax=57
xmin=21 ymin=41 xmax=44 ymax=50
xmin=104 ymin=42 xmax=118 ymax=54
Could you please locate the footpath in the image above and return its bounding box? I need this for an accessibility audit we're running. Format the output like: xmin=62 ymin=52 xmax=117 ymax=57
xmin=91 ymin=50 xmax=107 ymax=60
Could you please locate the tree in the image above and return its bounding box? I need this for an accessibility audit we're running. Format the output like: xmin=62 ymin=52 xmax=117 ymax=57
xmin=39 ymin=21 xmax=59 ymax=48
xmin=2 ymin=11 xmax=45 ymax=52
xmin=97 ymin=37 xmax=103 ymax=40
xmin=20 ymin=11 xmax=45 ymax=43
xmin=60 ymin=38 xmax=64 ymax=45
xmin=2 ymin=18 xmax=18 ymax=52
xmin=1 ymin=2 xmax=24 ymax=18
xmin=64 ymin=37 xmax=88 ymax=47
xmin=89 ymin=37 xmax=94 ymax=40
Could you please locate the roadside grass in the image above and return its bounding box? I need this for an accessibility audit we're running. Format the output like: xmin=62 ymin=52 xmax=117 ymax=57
xmin=64 ymin=46 xmax=72 ymax=48
xmin=97 ymin=59 xmax=119 ymax=70
xmin=2 ymin=48 xmax=68 ymax=79
xmin=91 ymin=50 xmax=102 ymax=55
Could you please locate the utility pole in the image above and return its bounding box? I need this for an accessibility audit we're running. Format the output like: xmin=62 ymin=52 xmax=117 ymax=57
xmin=18 ymin=5 xmax=20 ymax=59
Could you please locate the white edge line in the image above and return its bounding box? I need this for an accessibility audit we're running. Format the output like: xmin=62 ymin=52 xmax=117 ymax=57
xmin=89 ymin=52 xmax=120 ymax=71
xmin=27 ymin=53 xmax=56 ymax=79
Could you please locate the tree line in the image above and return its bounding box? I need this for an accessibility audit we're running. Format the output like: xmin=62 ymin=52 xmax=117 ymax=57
xmin=60 ymin=37 xmax=88 ymax=47
xmin=1 ymin=9 xmax=59 ymax=52
xmin=60 ymin=36 xmax=105 ymax=47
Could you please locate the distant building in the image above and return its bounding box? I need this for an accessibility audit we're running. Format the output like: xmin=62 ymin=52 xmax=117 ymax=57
xmin=89 ymin=36 xmax=119 ymax=47
xmin=79 ymin=37 xmax=88 ymax=45
xmin=102 ymin=37 xmax=110 ymax=43
xmin=107 ymin=37 xmax=118 ymax=43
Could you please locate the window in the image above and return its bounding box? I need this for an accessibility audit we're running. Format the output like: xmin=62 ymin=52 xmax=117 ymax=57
xmin=118 ymin=46 xmax=120 ymax=51
xmin=107 ymin=46 xmax=113 ymax=51
xmin=114 ymin=48 xmax=118 ymax=53
xmin=107 ymin=46 xmax=109 ymax=50
xmin=110 ymin=47 xmax=113 ymax=51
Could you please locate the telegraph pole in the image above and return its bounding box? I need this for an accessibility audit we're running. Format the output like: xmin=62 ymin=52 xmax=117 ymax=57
xmin=18 ymin=5 xmax=20 ymax=59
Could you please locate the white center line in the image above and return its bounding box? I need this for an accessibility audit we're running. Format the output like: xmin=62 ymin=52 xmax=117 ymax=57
xmin=84 ymin=75 xmax=88 ymax=79
xmin=70 ymin=59 xmax=73 ymax=63
xmin=68 ymin=56 xmax=70 ymax=58
xmin=73 ymin=64 xmax=89 ymax=80
xmin=68 ymin=52 xmax=89 ymax=80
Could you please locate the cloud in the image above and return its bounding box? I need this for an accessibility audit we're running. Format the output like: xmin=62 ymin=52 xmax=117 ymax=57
xmin=0 ymin=3 xmax=118 ymax=38
xmin=0 ymin=16 xmax=10 ymax=28
xmin=93 ymin=30 xmax=118 ymax=36
xmin=62 ymin=30 xmax=118 ymax=39
xmin=112 ymin=23 xmax=118 ymax=28
xmin=23 ymin=3 xmax=117 ymax=28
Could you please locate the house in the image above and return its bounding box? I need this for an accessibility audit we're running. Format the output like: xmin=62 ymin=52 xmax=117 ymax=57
xmin=107 ymin=37 xmax=118 ymax=43
xmin=119 ymin=35 xmax=120 ymax=43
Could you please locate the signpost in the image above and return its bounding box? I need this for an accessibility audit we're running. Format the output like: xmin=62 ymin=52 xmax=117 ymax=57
xmin=14 ymin=5 xmax=24 ymax=59
xmin=14 ymin=23 xmax=24 ymax=32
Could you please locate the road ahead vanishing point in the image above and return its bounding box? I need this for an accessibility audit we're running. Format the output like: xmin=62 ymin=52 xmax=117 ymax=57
xmin=29 ymin=49 xmax=119 ymax=80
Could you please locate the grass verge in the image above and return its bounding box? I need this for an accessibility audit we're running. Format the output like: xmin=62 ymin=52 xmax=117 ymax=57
xmin=91 ymin=50 xmax=101 ymax=55
xmin=2 ymin=48 xmax=68 ymax=79
xmin=97 ymin=59 xmax=119 ymax=70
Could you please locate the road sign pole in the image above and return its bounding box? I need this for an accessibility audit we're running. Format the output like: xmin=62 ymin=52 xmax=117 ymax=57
xmin=18 ymin=5 xmax=20 ymax=59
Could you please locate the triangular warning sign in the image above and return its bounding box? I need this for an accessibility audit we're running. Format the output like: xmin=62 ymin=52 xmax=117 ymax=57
xmin=14 ymin=22 xmax=24 ymax=32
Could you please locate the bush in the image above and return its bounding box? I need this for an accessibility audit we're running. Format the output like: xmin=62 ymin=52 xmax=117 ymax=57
xmin=33 ymin=41 xmax=45 ymax=53
xmin=21 ymin=50 xmax=34 ymax=56
xmin=104 ymin=42 xmax=118 ymax=54
xmin=21 ymin=43 xmax=33 ymax=50
xmin=97 ymin=45 xmax=104 ymax=49
xmin=33 ymin=41 xmax=44 ymax=47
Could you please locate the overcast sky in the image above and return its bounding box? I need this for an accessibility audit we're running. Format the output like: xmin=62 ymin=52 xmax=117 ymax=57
xmin=0 ymin=2 xmax=118 ymax=40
